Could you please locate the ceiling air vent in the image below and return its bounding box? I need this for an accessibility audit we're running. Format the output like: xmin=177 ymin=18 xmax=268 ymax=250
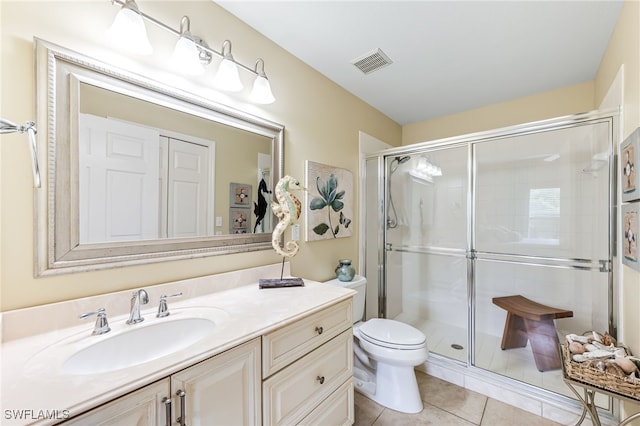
xmin=351 ymin=48 xmax=393 ymax=75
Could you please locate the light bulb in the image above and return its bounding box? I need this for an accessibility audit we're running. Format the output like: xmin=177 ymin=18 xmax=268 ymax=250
xmin=250 ymin=74 xmax=275 ymax=104
xmin=213 ymin=58 xmax=243 ymax=92
xmin=106 ymin=0 xmax=152 ymax=55
xmin=172 ymin=34 xmax=205 ymax=75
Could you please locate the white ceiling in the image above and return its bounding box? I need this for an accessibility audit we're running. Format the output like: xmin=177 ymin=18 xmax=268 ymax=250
xmin=216 ymin=1 xmax=623 ymax=125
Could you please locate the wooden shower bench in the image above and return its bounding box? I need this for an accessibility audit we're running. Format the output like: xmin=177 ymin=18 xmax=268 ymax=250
xmin=492 ymin=295 xmax=573 ymax=372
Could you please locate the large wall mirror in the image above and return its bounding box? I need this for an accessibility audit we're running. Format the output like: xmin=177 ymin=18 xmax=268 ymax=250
xmin=34 ymin=39 xmax=283 ymax=275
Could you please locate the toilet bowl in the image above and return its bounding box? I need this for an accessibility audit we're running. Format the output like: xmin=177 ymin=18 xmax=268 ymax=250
xmin=324 ymin=275 xmax=428 ymax=413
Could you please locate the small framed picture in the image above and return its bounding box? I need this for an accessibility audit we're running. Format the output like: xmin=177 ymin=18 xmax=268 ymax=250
xmin=230 ymin=183 xmax=252 ymax=208
xmin=621 ymin=128 xmax=639 ymax=202
xmin=622 ymin=202 xmax=639 ymax=271
xmin=230 ymin=208 xmax=251 ymax=234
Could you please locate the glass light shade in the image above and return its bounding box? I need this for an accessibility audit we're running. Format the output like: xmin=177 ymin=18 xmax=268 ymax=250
xmin=172 ymin=34 xmax=205 ymax=75
xmin=106 ymin=3 xmax=152 ymax=55
xmin=250 ymin=74 xmax=275 ymax=104
xmin=213 ymin=58 xmax=243 ymax=92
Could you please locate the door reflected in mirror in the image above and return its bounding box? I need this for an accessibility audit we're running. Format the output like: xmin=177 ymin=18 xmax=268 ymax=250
xmin=78 ymin=83 xmax=272 ymax=243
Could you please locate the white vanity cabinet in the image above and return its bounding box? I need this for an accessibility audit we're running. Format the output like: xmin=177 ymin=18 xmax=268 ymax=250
xmin=62 ymin=379 xmax=169 ymax=425
xmin=262 ymin=299 xmax=354 ymax=425
xmin=170 ymin=338 xmax=261 ymax=426
xmin=62 ymin=338 xmax=261 ymax=426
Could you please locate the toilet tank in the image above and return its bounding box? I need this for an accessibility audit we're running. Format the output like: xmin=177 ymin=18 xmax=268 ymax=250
xmin=324 ymin=275 xmax=367 ymax=323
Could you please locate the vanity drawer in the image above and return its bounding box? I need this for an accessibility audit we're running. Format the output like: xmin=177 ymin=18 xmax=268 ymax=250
xmin=262 ymin=298 xmax=352 ymax=377
xmin=298 ymin=379 xmax=354 ymax=426
xmin=263 ymin=329 xmax=353 ymax=425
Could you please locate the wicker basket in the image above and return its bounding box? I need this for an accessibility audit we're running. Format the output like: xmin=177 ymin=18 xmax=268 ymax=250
xmin=562 ymin=341 xmax=640 ymax=400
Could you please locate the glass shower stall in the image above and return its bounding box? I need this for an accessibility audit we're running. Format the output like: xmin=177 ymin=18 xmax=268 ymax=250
xmin=363 ymin=110 xmax=617 ymax=401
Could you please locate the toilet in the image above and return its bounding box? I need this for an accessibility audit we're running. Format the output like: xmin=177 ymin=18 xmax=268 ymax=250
xmin=324 ymin=275 xmax=428 ymax=413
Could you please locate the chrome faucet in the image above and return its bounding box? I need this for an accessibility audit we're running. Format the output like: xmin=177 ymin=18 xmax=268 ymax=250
xmin=126 ymin=289 xmax=149 ymax=325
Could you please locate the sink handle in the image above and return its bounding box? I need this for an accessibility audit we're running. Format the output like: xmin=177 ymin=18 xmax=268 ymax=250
xmin=79 ymin=308 xmax=111 ymax=335
xmin=157 ymin=292 xmax=183 ymax=318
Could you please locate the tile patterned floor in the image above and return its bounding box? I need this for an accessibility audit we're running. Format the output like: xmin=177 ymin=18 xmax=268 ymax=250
xmin=354 ymin=371 xmax=563 ymax=426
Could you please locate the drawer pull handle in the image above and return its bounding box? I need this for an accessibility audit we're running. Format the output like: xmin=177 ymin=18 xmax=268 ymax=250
xmin=315 ymin=326 xmax=323 ymax=335
xmin=316 ymin=375 xmax=325 ymax=384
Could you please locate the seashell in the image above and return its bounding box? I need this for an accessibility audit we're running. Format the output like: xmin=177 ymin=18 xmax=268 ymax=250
xmin=567 ymin=334 xmax=590 ymax=344
xmin=569 ymin=341 xmax=585 ymax=354
xmin=601 ymin=332 xmax=617 ymax=347
xmin=585 ymin=359 xmax=605 ymax=371
xmin=582 ymin=331 xmax=596 ymax=343
xmin=615 ymin=357 xmax=638 ymax=374
xmin=605 ymin=360 xmax=626 ymax=377
xmin=584 ymin=344 xmax=599 ymax=352
xmin=572 ymin=350 xmax=616 ymax=362
xmin=590 ymin=341 xmax=614 ymax=351
xmin=614 ymin=348 xmax=627 ymax=358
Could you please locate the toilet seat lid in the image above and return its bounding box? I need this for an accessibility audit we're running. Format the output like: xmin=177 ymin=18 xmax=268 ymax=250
xmin=358 ymin=319 xmax=426 ymax=349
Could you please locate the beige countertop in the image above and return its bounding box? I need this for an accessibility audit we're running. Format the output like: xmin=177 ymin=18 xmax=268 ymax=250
xmin=0 ymin=264 xmax=354 ymax=425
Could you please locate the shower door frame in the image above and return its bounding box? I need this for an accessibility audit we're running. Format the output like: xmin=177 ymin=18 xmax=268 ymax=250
xmin=367 ymin=108 xmax=619 ymax=371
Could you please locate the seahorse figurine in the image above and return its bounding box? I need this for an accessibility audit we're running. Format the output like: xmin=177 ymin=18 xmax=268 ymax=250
xmin=271 ymin=176 xmax=305 ymax=257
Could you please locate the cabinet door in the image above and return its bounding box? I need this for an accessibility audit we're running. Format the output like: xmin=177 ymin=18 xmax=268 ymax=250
xmin=171 ymin=338 xmax=261 ymax=426
xmin=63 ymin=379 xmax=170 ymax=426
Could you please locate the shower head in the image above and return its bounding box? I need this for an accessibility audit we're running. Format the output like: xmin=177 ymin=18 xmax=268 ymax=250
xmin=390 ymin=155 xmax=411 ymax=174
xmin=396 ymin=155 xmax=410 ymax=165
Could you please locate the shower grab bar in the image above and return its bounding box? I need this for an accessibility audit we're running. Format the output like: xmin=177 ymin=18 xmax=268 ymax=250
xmin=386 ymin=244 xmax=608 ymax=272
xmin=476 ymin=251 xmax=605 ymax=266
xmin=475 ymin=253 xmax=606 ymax=272
xmin=386 ymin=244 xmax=465 ymax=258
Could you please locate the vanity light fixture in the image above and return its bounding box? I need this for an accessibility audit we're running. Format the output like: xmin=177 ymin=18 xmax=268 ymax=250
xmin=213 ymin=40 xmax=243 ymax=92
xmin=106 ymin=0 xmax=152 ymax=55
xmin=250 ymin=59 xmax=276 ymax=104
xmin=107 ymin=0 xmax=276 ymax=103
xmin=172 ymin=16 xmax=205 ymax=76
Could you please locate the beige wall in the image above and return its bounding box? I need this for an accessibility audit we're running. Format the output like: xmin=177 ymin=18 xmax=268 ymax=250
xmin=0 ymin=1 xmax=401 ymax=310
xmin=402 ymin=81 xmax=595 ymax=144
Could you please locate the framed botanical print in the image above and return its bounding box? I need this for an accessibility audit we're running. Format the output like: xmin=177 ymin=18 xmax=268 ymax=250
xmin=304 ymin=160 xmax=353 ymax=241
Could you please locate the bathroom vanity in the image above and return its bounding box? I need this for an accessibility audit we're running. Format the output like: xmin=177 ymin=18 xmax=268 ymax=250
xmin=0 ymin=264 xmax=354 ymax=425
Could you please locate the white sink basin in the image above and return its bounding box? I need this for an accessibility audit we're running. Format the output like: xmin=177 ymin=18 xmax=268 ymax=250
xmin=62 ymin=318 xmax=216 ymax=375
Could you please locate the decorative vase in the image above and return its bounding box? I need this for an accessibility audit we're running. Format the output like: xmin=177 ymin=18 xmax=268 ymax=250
xmin=335 ymin=259 xmax=355 ymax=282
